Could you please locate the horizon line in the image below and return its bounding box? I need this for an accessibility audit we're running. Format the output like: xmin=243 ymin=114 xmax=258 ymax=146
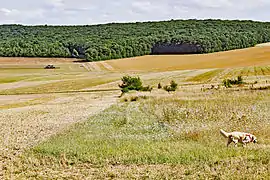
xmin=1 ymin=18 xmax=269 ymax=26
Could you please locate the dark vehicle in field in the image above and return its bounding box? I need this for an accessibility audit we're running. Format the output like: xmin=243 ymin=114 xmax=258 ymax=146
xmin=44 ymin=65 xmax=56 ymax=69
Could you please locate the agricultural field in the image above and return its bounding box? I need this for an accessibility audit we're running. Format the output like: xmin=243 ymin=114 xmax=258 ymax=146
xmin=103 ymin=46 xmax=270 ymax=71
xmin=1 ymin=46 xmax=270 ymax=179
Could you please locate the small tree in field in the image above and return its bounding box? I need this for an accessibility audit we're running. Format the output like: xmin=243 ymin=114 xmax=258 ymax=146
xmin=119 ymin=76 xmax=152 ymax=96
xmin=164 ymin=80 xmax=178 ymax=93
xmin=119 ymin=76 xmax=142 ymax=93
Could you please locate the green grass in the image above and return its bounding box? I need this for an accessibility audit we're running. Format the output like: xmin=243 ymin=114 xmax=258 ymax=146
xmin=187 ymin=69 xmax=223 ymax=82
xmin=13 ymin=90 xmax=269 ymax=179
xmin=223 ymin=66 xmax=270 ymax=79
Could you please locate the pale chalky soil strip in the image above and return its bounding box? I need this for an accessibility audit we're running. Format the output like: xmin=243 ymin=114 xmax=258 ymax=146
xmin=0 ymin=92 xmax=118 ymax=176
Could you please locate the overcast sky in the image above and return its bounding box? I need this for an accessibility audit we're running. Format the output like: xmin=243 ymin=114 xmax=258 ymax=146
xmin=0 ymin=0 xmax=269 ymax=25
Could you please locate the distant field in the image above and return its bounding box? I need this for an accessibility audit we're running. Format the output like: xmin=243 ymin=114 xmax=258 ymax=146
xmin=1 ymin=46 xmax=270 ymax=73
xmin=0 ymin=57 xmax=78 ymax=65
xmin=102 ymin=46 xmax=270 ymax=72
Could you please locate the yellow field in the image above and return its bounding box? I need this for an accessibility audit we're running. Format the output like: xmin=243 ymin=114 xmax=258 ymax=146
xmin=2 ymin=46 xmax=270 ymax=73
xmin=101 ymin=46 xmax=270 ymax=71
xmin=1 ymin=46 xmax=270 ymax=179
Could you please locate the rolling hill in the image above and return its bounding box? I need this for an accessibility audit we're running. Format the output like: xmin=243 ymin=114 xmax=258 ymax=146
xmin=1 ymin=19 xmax=270 ymax=62
xmin=91 ymin=46 xmax=270 ymax=72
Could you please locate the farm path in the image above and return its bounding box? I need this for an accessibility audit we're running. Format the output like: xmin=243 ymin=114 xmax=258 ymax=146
xmin=0 ymin=91 xmax=119 ymax=176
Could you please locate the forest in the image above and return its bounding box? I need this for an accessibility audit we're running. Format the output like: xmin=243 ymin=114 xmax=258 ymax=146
xmin=0 ymin=19 xmax=270 ymax=61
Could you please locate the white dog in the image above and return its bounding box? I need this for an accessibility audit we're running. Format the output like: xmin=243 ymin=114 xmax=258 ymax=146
xmin=220 ymin=129 xmax=257 ymax=147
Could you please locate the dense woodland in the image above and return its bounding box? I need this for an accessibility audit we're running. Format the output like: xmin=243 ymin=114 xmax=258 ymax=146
xmin=0 ymin=19 xmax=270 ymax=61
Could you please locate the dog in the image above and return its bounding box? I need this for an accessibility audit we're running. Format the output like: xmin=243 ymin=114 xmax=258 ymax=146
xmin=220 ymin=129 xmax=257 ymax=147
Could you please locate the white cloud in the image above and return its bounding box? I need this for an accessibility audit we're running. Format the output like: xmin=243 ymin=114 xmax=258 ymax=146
xmin=46 ymin=0 xmax=64 ymax=7
xmin=0 ymin=8 xmax=19 ymax=16
xmin=0 ymin=0 xmax=269 ymax=25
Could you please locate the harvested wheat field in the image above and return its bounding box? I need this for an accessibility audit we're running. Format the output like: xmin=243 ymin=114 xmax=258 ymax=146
xmin=103 ymin=46 xmax=270 ymax=71
xmin=0 ymin=57 xmax=79 ymax=65
xmin=1 ymin=46 xmax=270 ymax=179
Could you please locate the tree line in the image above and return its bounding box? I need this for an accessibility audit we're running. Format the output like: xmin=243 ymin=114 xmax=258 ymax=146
xmin=0 ymin=19 xmax=270 ymax=61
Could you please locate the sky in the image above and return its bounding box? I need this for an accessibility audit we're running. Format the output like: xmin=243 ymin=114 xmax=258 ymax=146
xmin=0 ymin=0 xmax=270 ymax=25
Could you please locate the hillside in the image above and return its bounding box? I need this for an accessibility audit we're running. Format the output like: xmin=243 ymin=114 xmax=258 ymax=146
xmin=1 ymin=19 xmax=270 ymax=61
xmin=80 ymin=46 xmax=270 ymax=72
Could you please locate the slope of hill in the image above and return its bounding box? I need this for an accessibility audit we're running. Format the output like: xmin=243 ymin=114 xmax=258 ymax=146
xmin=93 ymin=46 xmax=270 ymax=71
xmin=1 ymin=19 xmax=270 ymax=61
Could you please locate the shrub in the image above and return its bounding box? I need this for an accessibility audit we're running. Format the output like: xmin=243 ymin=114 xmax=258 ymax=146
xmin=223 ymin=76 xmax=245 ymax=88
xmin=237 ymin=76 xmax=243 ymax=84
xmin=164 ymin=80 xmax=178 ymax=92
xmin=170 ymin=80 xmax=178 ymax=90
xmin=223 ymin=79 xmax=232 ymax=88
xmin=119 ymin=76 xmax=152 ymax=94
xmin=119 ymin=76 xmax=143 ymax=93
xmin=158 ymin=83 xmax=162 ymax=89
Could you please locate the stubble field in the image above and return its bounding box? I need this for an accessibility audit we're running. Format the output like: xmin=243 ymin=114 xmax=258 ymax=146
xmin=1 ymin=46 xmax=270 ymax=179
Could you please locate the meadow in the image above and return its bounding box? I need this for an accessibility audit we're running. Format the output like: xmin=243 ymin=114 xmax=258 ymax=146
xmin=1 ymin=46 xmax=270 ymax=179
xmin=4 ymin=89 xmax=270 ymax=179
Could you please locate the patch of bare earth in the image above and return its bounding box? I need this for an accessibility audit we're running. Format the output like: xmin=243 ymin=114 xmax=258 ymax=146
xmin=0 ymin=91 xmax=118 ymax=177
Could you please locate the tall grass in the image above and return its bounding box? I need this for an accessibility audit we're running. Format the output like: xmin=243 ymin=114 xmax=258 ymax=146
xmin=10 ymin=90 xmax=269 ymax=179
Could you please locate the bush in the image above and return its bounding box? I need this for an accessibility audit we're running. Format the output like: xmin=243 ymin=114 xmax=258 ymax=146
xmin=119 ymin=76 xmax=152 ymax=94
xmin=223 ymin=76 xmax=245 ymax=88
xmin=158 ymin=83 xmax=162 ymax=89
xmin=223 ymin=79 xmax=232 ymax=88
xmin=164 ymin=80 xmax=178 ymax=92
xmin=170 ymin=80 xmax=178 ymax=90
xmin=119 ymin=76 xmax=143 ymax=93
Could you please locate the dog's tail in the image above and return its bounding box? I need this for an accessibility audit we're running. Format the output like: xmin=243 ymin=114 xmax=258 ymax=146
xmin=220 ymin=129 xmax=230 ymax=138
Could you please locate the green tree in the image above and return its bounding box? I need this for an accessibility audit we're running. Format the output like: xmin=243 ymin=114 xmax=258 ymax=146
xmin=119 ymin=76 xmax=142 ymax=93
xmin=164 ymin=80 xmax=178 ymax=92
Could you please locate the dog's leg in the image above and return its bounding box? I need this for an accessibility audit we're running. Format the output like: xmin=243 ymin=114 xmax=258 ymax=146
xmin=232 ymin=139 xmax=238 ymax=147
xmin=227 ymin=138 xmax=232 ymax=147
